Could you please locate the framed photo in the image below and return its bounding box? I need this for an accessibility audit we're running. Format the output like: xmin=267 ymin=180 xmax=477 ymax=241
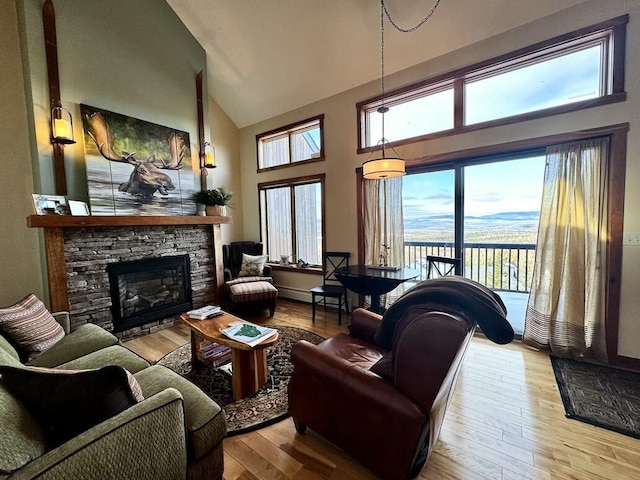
xmin=68 ymin=200 xmax=91 ymax=216
xmin=32 ymin=194 xmax=70 ymax=215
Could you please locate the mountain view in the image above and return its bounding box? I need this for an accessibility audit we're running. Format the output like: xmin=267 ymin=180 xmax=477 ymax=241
xmin=404 ymin=210 xmax=540 ymax=244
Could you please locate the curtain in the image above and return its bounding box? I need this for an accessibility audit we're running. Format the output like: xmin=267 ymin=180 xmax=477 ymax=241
xmin=363 ymin=176 xmax=404 ymax=307
xmin=523 ymin=138 xmax=609 ymax=363
xmin=364 ymin=176 xmax=404 ymax=266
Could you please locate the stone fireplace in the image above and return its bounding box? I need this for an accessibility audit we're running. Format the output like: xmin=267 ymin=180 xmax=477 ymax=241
xmin=27 ymin=215 xmax=228 ymax=341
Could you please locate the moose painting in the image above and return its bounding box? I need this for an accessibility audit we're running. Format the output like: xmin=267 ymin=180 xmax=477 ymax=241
xmin=81 ymin=104 xmax=197 ymax=216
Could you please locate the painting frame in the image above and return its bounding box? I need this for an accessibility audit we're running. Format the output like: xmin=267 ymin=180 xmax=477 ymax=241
xmin=80 ymin=104 xmax=197 ymax=216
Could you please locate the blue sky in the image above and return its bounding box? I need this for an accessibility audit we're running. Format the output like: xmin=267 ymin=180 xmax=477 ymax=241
xmin=403 ymin=156 xmax=546 ymax=219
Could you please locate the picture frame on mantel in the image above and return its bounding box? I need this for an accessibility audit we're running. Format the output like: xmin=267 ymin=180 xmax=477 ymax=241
xmin=80 ymin=104 xmax=197 ymax=216
xmin=32 ymin=194 xmax=70 ymax=215
xmin=68 ymin=200 xmax=90 ymax=216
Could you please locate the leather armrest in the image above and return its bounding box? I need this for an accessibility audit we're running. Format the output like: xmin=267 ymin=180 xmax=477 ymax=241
xmin=348 ymin=308 xmax=382 ymax=344
xmin=290 ymin=340 xmax=424 ymax=426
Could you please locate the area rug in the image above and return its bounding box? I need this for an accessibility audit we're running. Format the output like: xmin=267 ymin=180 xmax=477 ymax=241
xmin=157 ymin=325 xmax=324 ymax=436
xmin=550 ymin=356 xmax=640 ymax=439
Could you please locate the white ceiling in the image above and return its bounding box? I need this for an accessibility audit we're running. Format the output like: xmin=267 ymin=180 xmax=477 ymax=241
xmin=167 ymin=0 xmax=590 ymax=128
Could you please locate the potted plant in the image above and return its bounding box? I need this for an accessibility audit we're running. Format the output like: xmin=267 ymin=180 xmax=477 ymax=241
xmin=192 ymin=187 xmax=233 ymax=216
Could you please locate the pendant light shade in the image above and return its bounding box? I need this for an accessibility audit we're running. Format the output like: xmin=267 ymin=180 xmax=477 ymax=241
xmin=362 ymin=157 xmax=405 ymax=179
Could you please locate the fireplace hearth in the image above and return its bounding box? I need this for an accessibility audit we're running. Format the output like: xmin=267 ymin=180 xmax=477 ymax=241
xmin=107 ymin=254 xmax=192 ymax=332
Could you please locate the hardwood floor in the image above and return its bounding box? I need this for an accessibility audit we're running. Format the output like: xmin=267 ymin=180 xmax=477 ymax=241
xmin=124 ymin=299 xmax=640 ymax=480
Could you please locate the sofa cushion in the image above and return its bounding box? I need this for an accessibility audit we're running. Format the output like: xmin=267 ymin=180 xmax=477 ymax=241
xmin=238 ymin=253 xmax=267 ymax=276
xmin=0 ymin=294 xmax=65 ymax=356
xmin=0 ymin=364 xmax=143 ymax=447
xmin=228 ymin=280 xmax=278 ymax=303
xmin=0 ymin=334 xmax=20 ymax=366
xmin=56 ymin=345 xmax=150 ymax=374
xmin=0 ymin=383 xmax=48 ymax=475
xmin=134 ymin=365 xmax=227 ymax=459
xmin=27 ymin=323 xmax=119 ymax=368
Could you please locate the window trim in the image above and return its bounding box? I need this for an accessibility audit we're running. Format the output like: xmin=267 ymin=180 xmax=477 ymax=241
xmin=258 ymin=173 xmax=326 ymax=268
xmin=357 ymin=15 xmax=627 ymax=154
xmin=256 ymin=114 xmax=325 ymax=172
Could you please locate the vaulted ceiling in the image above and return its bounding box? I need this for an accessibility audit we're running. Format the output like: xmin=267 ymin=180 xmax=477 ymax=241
xmin=167 ymin=0 xmax=591 ymax=128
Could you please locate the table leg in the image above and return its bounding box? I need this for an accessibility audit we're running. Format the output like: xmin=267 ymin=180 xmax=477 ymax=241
xmin=190 ymin=330 xmax=200 ymax=368
xmin=231 ymin=348 xmax=269 ymax=400
xmin=369 ymin=294 xmax=385 ymax=314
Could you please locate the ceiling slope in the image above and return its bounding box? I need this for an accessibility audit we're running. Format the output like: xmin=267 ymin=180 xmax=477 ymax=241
xmin=167 ymin=0 xmax=591 ymax=128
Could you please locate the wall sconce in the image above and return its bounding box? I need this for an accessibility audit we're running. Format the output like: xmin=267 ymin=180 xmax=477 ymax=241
xmin=203 ymin=141 xmax=216 ymax=169
xmin=50 ymin=105 xmax=76 ymax=145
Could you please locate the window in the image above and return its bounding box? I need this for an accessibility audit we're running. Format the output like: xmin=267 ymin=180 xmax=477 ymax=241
xmin=464 ymin=39 xmax=605 ymax=125
xmin=365 ymin=84 xmax=454 ymax=145
xmin=257 ymin=115 xmax=323 ymax=171
xmin=259 ymin=174 xmax=325 ymax=266
xmin=357 ymin=16 xmax=626 ymax=152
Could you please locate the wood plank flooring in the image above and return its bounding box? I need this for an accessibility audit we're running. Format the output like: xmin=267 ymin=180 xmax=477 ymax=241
xmin=124 ymin=299 xmax=640 ymax=480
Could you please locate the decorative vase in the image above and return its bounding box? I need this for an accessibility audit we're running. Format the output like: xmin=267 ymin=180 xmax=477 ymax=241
xmin=206 ymin=205 xmax=227 ymax=216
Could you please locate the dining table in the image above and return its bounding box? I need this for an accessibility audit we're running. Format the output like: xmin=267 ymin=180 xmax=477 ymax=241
xmin=334 ymin=265 xmax=420 ymax=314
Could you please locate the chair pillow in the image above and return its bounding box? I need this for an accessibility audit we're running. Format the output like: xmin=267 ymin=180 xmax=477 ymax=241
xmin=370 ymin=352 xmax=395 ymax=380
xmin=238 ymin=253 xmax=267 ymax=277
xmin=0 ymin=294 xmax=65 ymax=356
xmin=0 ymin=364 xmax=144 ymax=446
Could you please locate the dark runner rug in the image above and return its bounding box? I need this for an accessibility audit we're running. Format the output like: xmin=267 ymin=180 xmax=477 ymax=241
xmin=157 ymin=325 xmax=324 ymax=436
xmin=550 ymin=356 xmax=640 ymax=439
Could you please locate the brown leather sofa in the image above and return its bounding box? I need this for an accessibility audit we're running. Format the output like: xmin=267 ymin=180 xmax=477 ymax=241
xmin=288 ymin=277 xmax=513 ymax=480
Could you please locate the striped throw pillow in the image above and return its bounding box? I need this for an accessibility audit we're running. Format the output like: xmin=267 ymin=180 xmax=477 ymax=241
xmin=0 ymin=294 xmax=65 ymax=355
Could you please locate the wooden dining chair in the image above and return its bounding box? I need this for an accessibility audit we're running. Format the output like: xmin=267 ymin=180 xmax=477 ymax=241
xmin=426 ymin=255 xmax=461 ymax=278
xmin=310 ymin=252 xmax=350 ymax=325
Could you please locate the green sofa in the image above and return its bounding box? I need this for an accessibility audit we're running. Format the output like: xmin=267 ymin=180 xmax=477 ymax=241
xmin=0 ymin=312 xmax=226 ymax=480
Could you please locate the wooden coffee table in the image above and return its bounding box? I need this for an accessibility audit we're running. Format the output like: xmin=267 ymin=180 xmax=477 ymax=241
xmin=180 ymin=311 xmax=279 ymax=400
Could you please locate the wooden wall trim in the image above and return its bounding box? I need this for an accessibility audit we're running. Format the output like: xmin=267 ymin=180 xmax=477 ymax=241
xmin=43 ymin=227 xmax=68 ymax=312
xmin=43 ymin=0 xmax=67 ymax=195
xmin=606 ymin=128 xmax=627 ymax=367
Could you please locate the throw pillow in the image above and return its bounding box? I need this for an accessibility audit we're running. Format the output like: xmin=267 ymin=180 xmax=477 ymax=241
xmin=370 ymin=352 xmax=395 ymax=380
xmin=0 ymin=294 xmax=65 ymax=356
xmin=238 ymin=253 xmax=267 ymax=277
xmin=0 ymin=364 xmax=144 ymax=446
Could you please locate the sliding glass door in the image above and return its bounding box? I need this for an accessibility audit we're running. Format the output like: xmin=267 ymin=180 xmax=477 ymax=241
xmin=403 ymin=152 xmax=545 ymax=335
xmin=403 ymin=168 xmax=456 ymax=276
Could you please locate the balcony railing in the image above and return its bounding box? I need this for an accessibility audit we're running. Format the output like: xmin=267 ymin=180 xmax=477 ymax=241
xmin=404 ymin=241 xmax=536 ymax=293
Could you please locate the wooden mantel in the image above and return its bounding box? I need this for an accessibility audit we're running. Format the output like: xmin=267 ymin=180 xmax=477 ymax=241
xmin=27 ymin=215 xmax=231 ymax=313
xmin=27 ymin=214 xmax=231 ymax=228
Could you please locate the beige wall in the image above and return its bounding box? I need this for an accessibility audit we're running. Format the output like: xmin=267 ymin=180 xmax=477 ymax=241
xmin=20 ymin=0 xmax=209 ymax=200
xmin=238 ymin=0 xmax=640 ymax=358
xmin=208 ymin=98 xmax=243 ymax=245
xmin=0 ymin=0 xmax=44 ymax=305
xmin=0 ymin=0 xmax=208 ymax=310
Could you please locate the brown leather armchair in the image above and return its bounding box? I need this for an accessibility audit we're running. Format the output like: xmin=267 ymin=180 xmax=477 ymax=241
xmin=288 ymin=277 xmax=513 ymax=480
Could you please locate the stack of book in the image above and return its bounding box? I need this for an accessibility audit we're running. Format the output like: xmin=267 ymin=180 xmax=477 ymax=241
xmin=197 ymin=342 xmax=231 ymax=368
xmin=187 ymin=305 xmax=222 ymax=320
